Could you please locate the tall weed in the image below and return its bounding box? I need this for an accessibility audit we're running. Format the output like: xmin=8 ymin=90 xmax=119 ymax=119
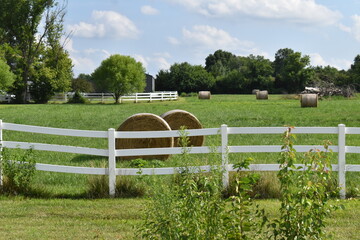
xmin=0 ymin=148 xmax=36 ymax=195
xmin=269 ymin=127 xmax=343 ymax=240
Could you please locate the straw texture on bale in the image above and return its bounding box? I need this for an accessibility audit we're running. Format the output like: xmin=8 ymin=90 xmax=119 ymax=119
xmin=300 ymin=94 xmax=318 ymax=108
xmin=256 ymin=90 xmax=268 ymax=100
xmin=252 ymin=89 xmax=260 ymax=94
xmin=161 ymin=109 xmax=205 ymax=147
xmin=198 ymin=91 xmax=211 ymax=99
xmin=116 ymin=113 xmax=174 ymax=160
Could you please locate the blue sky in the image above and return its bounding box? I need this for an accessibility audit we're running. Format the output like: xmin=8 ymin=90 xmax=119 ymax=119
xmin=63 ymin=0 xmax=360 ymax=77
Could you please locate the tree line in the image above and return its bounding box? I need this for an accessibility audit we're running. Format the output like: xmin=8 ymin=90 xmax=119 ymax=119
xmin=156 ymin=49 xmax=360 ymax=95
xmin=1 ymin=1 xmax=360 ymax=104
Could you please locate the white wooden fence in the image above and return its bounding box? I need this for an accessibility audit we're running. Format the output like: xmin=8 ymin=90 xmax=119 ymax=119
xmin=51 ymin=92 xmax=178 ymax=103
xmin=1 ymin=120 xmax=360 ymax=198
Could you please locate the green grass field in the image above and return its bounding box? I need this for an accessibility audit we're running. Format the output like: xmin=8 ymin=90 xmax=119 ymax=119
xmin=1 ymin=94 xmax=360 ymax=239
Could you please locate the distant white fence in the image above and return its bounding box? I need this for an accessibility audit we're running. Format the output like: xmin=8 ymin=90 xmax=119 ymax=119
xmin=51 ymin=92 xmax=178 ymax=103
xmin=1 ymin=120 xmax=360 ymax=198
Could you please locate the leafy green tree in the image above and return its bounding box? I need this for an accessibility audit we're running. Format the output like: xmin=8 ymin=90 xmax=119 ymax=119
xmin=273 ymin=48 xmax=312 ymax=93
xmin=0 ymin=58 xmax=15 ymax=91
xmin=72 ymin=73 xmax=95 ymax=93
xmin=213 ymin=55 xmax=274 ymax=93
xmin=0 ymin=0 xmax=71 ymax=103
xmin=92 ymin=54 xmax=146 ymax=103
xmin=155 ymin=62 xmax=215 ymax=93
xmin=205 ymin=50 xmax=237 ymax=78
xmin=348 ymin=54 xmax=360 ymax=90
xmin=72 ymin=77 xmax=94 ymax=93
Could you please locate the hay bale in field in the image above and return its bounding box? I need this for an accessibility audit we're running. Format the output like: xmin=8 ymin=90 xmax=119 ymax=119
xmin=116 ymin=113 xmax=174 ymax=160
xmin=198 ymin=91 xmax=211 ymax=99
xmin=161 ymin=109 xmax=205 ymax=147
xmin=252 ymin=89 xmax=260 ymax=94
xmin=256 ymin=90 xmax=268 ymax=100
xmin=300 ymin=94 xmax=318 ymax=108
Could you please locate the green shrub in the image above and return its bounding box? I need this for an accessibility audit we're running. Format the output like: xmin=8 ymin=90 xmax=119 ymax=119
xmin=0 ymin=148 xmax=36 ymax=195
xmin=269 ymin=128 xmax=343 ymax=240
xmin=138 ymin=160 xmax=267 ymax=239
xmin=67 ymin=91 xmax=89 ymax=104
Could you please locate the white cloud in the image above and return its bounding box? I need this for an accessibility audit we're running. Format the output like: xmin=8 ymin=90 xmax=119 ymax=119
xmin=62 ymin=38 xmax=78 ymax=53
xmin=182 ymin=25 xmax=256 ymax=54
xmin=167 ymin=36 xmax=180 ymax=45
xmin=134 ymin=53 xmax=172 ymax=74
xmin=68 ymin=10 xmax=139 ymax=39
xmin=309 ymin=53 xmax=352 ymax=70
xmin=352 ymin=15 xmax=360 ymax=41
xmin=141 ymin=5 xmax=159 ymax=15
xmin=169 ymin=0 xmax=342 ymax=25
xmin=134 ymin=54 xmax=148 ymax=69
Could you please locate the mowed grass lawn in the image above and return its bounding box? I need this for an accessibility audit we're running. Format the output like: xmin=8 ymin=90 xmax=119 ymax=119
xmin=1 ymin=94 xmax=360 ymax=239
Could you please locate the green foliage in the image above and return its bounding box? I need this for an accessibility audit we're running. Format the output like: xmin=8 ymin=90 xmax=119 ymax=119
xmin=269 ymin=128 xmax=342 ymax=240
xmin=0 ymin=58 xmax=15 ymax=91
xmin=349 ymin=54 xmax=360 ymax=91
xmin=139 ymin=163 xmax=267 ymax=239
xmin=30 ymin=65 xmax=56 ymax=103
xmin=273 ymin=48 xmax=312 ymax=93
xmin=1 ymin=148 xmax=36 ymax=195
xmin=67 ymin=91 xmax=88 ymax=104
xmin=138 ymin=132 xmax=266 ymax=239
xmin=72 ymin=77 xmax=94 ymax=93
xmin=155 ymin=62 xmax=215 ymax=93
xmin=92 ymin=54 xmax=146 ymax=103
xmin=0 ymin=0 xmax=71 ymax=103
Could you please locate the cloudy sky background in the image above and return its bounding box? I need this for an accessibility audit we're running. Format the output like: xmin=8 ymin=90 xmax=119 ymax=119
xmin=63 ymin=0 xmax=360 ymax=77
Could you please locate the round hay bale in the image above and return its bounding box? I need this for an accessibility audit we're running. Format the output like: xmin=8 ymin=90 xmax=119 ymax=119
xmin=300 ymin=94 xmax=318 ymax=107
xmin=161 ymin=110 xmax=204 ymax=147
xmin=198 ymin=91 xmax=211 ymax=99
xmin=252 ymin=89 xmax=260 ymax=94
xmin=256 ymin=90 xmax=268 ymax=100
xmin=116 ymin=113 xmax=174 ymax=160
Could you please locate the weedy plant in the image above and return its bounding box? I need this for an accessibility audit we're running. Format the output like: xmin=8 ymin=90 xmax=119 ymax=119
xmin=138 ymin=129 xmax=267 ymax=239
xmin=0 ymin=148 xmax=36 ymax=195
xmin=269 ymin=127 xmax=343 ymax=240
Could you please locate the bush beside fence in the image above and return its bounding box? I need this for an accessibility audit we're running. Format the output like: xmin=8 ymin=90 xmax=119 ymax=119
xmin=1 ymin=119 xmax=360 ymax=198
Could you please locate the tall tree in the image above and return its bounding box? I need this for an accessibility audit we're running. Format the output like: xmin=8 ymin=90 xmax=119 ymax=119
xmin=0 ymin=57 xmax=15 ymax=92
xmin=349 ymin=54 xmax=360 ymax=90
xmin=155 ymin=62 xmax=215 ymax=93
xmin=205 ymin=50 xmax=238 ymax=78
xmin=273 ymin=48 xmax=311 ymax=93
xmin=0 ymin=0 xmax=72 ymax=103
xmin=92 ymin=54 xmax=146 ymax=103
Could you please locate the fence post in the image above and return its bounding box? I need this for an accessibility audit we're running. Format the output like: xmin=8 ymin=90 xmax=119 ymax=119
xmin=0 ymin=119 xmax=3 ymax=186
xmin=338 ymin=124 xmax=346 ymax=199
xmin=135 ymin=93 xmax=138 ymax=103
xmin=108 ymin=128 xmax=116 ymax=197
xmin=221 ymin=124 xmax=229 ymax=188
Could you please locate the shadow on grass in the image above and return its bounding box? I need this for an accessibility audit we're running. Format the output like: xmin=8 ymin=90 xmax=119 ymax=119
xmin=71 ymin=155 xmax=107 ymax=164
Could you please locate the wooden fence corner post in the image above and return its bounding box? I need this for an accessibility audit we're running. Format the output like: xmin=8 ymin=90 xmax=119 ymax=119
xmin=108 ymin=128 xmax=116 ymax=197
xmin=221 ymin=124 xmax=229 ymax=189
xmin=338 ymin=124 xmax=346 ymax=199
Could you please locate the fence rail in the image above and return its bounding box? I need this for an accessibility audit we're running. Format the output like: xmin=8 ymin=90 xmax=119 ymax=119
xmin=50 ymin=91 xmax=178 ymax=103
xmin=0 ymin=120 xmax=359 ymax=198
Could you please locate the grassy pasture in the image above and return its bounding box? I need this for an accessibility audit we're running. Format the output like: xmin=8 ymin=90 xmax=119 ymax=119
xmin=1 ymin=94 xmax=360 ymax=196
xmin=1 ymin=94 xmax=360 ymax=239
